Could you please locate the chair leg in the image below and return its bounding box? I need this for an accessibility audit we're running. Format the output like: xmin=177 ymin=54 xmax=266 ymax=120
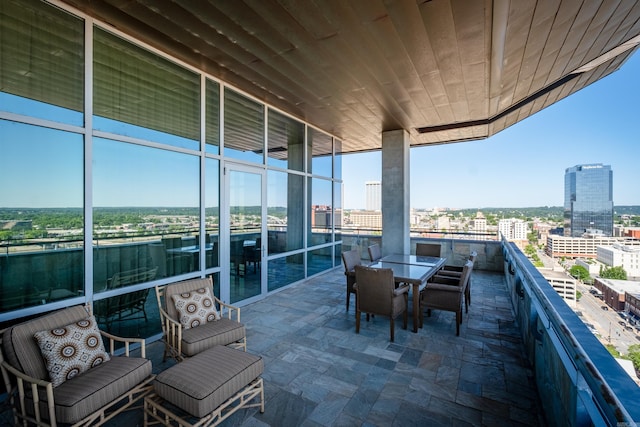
xmin=403 ymin=310 xmax=408 ymax=330
xmin=456 ymin=311 xmax=461 ymax=336
xmin=346 ymin=291 xmax=351 ymax=311
xmin=390 ymin=317 xmax=395 ymax=342
xmin=465 ymin=281 xmax=471 ymax=312
xmin=356 ymin=310 xmax=361 ymax=334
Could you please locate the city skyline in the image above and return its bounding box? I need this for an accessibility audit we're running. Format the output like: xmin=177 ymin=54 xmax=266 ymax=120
xmin=342 ymin=52 xmax=640 ymax=210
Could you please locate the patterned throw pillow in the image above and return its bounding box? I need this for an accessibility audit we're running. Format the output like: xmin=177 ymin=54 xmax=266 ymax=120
xmin=171 ymin=287 xmax=220 ymax=330
xmin=34 ymin=316 xmax=110 ymax=387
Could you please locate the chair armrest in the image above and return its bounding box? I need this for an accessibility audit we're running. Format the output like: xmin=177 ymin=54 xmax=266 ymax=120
xmin=100 ymin=330 xmax=147 ymax=358
xmin=437 ymin=270 xmax=462 ymax=277
xmin=430 ymin=276 xmax=459 ymax=286
xmin=214 ymin=296 xmax=241 ymax=322
xmin=425 ymin=283 xmax=463 ymax=293
xmin=1 ymin=360 xmax=56 ymax=424
xmin=157 ymin=306 xmax=184 ymax=359
xmin=393 ymin=284 xmax=410 ymax=296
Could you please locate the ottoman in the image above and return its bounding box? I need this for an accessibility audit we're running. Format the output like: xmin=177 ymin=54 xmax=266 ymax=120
xmin=144 ymin=345 xmax=264 ymax=426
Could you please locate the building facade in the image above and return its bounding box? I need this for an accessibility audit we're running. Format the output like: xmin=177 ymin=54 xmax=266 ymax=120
xmin=348 ymin=211 xmax=382 ymax=230
xmin=597 ymin=243 xmax=640 ymax=279
xmin=540 ymin=270 xmax=577 ymax=308
xmin=546 ymin=235 xmax=630 ymax=258
xmin=498 ymin=219 xmax=529 ymax=241
xmin=564 ymin=164 xmax=613 ymax=237
xmin=365 ymin=181 xmax=381 ymax=211
xmin=0 ymin=1 xmax=343 ymax=336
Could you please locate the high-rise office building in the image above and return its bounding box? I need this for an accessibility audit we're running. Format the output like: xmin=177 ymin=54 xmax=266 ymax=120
xmin=564 ymin=164 xmax=613 ymax=237
xmin=365 ymin=181 xmax=381 ymax=211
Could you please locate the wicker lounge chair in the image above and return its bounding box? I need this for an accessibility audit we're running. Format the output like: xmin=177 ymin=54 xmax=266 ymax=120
xmin=155 ymin=277 xmax=246 ymax=362
xmin=0 ymin=305 xmax=154 ymax=426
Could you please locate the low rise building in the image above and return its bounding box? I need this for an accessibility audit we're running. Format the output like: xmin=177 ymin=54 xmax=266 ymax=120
xmin=546 ymin=235 xmax=640 ymax=259
xmin=597 ymin=243 xmax=640 ymax=279
xmin=540 ymin=269 xmax=577 ymax=307
xmin=349 ymin=210 xmax=382 ymax=230
xmin=593 ymin=277 xmax=640 ymax=312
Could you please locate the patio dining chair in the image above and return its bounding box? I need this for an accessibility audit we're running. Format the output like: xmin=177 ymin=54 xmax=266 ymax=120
xmin=416 ymin=242 xmax=441 ymax=257
xmin=341 ymin=249 xmax=361 ymax=312
xmin=420 ymin=260 xmax=473 ymax=336
xmin=354 ymin=265 xmax=409 ymax=342
xmin=435 ymin=251 xmax=477 ymax=311
xmin=367 ymin=243 xmax=382 ymax=263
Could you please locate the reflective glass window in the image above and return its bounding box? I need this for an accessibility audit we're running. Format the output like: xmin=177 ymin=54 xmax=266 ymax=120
xmin=93 ymin=28 xmax=200 ymax=150
xmin=267 ymin=171 xmax=303 ymax=254
xmin=205 ymin=158 xmax=220 ymax=268
xmin=307 ymin=247 xmax=333 ymax=277
xmin=334 ymin=139 xmax=342 ymax=179
xmin=267 ymin=110 xmax=304 ymax=171
xmin=334 ymin=182 xmax=342 ymax=242
xmin=92 ymin=138 xmax=200 ymax=300
xmin=206 ymin=79 xmax=220 ymax=154
xmin=307 ymin=177 xmax=333 ymax=247
xmin=224 ymin=89 xmax=264 ymax=163
xmin=0 ymin=120 xmax=84 ymax=313
xmin=308 ymin=128 xmax=332 ymax=177
xmin=0 ymin=0 xmax=84 ymax=125
xmin=228 ymin=169 xmax=262 ymax=303
xmin=268 ymin=255 xmax=304 ymax=292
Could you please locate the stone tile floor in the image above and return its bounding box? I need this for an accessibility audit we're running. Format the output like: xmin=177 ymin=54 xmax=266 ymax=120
xmin=1 ymin=268 xmax=545 ymax=426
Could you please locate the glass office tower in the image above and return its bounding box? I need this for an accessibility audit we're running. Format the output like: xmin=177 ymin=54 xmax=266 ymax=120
xmin=564 ymin=164 xmax=613 ymax=237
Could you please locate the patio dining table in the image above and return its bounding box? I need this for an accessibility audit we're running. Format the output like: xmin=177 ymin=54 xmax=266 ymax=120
xmin=369 ymin=254 xmax=446 ymax=332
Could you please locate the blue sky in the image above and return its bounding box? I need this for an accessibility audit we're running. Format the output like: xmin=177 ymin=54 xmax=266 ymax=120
xmin=342 ymin=52 xmax=640 ymax=210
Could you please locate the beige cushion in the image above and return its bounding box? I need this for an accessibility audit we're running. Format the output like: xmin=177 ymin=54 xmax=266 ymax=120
xmin=172 ymin=287 xmax=220 ymax=329
xmin=34 ymin=316 xmax=110 ymax=387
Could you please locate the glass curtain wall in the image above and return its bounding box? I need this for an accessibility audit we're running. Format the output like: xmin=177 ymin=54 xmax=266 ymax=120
xmin=0 ymin=0 xmax=343 ymax=335
xmin=0 ymin=1 xmax=85 ymax=316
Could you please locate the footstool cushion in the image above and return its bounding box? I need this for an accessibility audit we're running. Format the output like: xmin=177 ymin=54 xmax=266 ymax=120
xmin=154 ymin=345 xmax=263 ymax=418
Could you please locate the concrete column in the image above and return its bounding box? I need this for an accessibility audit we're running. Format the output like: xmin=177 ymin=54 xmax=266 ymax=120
xmin=381 ymin=130 xmax=410 ymax=255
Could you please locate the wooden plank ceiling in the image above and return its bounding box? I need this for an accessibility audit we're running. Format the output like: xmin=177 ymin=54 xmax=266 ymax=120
xmin=60 ymin=0 xmax=640 ymax=154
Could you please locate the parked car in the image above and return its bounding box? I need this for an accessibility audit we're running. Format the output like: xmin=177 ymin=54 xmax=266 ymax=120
xmin=601 ymin=305 xmax=609 ymax=311
xmin=618 ymin=321 xmax=627 ymax=326
xmin=624 ymin=325 xmax=633 ymax=332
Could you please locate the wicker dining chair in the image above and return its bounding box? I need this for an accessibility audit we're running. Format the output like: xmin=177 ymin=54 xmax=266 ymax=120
xmin=420 ymin=260 xmax=473 ymax=336
xmin=416 ymin=242 xmax=441 ymax=257
xmin=367 ymin=243 xmax=382 ymax=263
xmin=354 ymin=265 xmax=409 ymax=342
xmin=341 ymin=249 xmax=361 ymax=312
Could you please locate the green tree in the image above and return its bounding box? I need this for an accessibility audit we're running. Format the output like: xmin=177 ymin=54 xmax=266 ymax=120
xmin=600 ymin=266 xmax=627 ymax=280
xmin=627 ymin=344 xmax=640 ymax=372
xmin=569 ymin=265 xmax=590 ymax=282
xmin=605 ymin=344 xmax=621 ymax=358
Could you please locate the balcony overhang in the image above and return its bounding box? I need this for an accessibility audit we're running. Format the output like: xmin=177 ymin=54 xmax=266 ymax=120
xmin=58 ymin=0 xmax=640 ymax=153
